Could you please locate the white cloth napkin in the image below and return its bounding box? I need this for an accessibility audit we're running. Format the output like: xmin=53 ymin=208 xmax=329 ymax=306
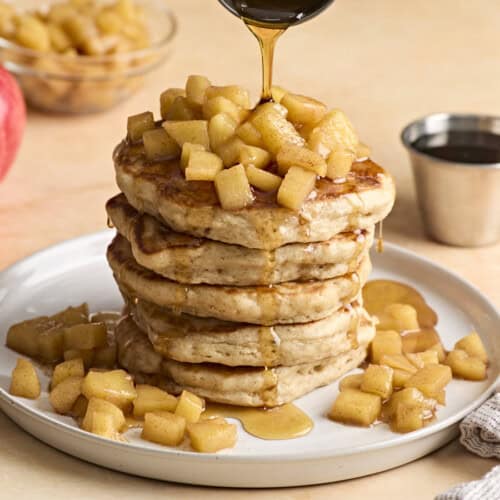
xmin=435 ymin=392 xmax=500 ymax=500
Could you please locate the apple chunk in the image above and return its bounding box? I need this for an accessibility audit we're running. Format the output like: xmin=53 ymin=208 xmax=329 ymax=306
xmin=246 ymin=165 xmax=282 ymax=192
xmin=214 ymin=164 xmax=254 ymax=210
xmin=277 ymin=166 xmax=316 ymax=211
xmin=281 ymin=92 xmax=326 ymax=126
xmin=276 ymin=144 xmax=326 ymax=176
xmin=185 ymin=151 xmax=224 ymax=181
xmin=163 ymin=120 xmax=210 ymax=150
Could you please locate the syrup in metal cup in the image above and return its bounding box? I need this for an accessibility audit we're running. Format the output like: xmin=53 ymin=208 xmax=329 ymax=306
xmin=401 ymin=113 xmax=500 ymax=247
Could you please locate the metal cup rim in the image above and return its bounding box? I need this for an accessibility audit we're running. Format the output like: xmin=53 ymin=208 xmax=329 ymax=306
xmin=401 ymin=112 xmax=500 ymax=169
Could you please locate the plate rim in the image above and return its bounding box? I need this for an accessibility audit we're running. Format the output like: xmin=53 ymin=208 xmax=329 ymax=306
xmin=0 ymin=230 xmax=498 ymax=464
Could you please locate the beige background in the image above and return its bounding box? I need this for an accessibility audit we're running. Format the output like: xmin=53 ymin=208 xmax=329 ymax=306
xmin=0 ymin=0 xmax=498 ymax=497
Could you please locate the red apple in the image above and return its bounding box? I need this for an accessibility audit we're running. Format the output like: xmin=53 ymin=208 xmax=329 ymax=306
xmin=0 ymin=65 xmax=26 ymax=182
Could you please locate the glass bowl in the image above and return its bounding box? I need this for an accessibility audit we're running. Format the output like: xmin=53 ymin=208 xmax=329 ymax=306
xmin=0 ymin=0 xmax=177 ymax=113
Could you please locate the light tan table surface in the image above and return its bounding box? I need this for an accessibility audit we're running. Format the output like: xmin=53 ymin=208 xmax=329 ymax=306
xmin=1 ymin=0 xmax=498 ymax=498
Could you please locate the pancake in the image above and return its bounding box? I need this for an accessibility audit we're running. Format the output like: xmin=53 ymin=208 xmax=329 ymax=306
xmin=107 ymin=234 xmax=371 ymax=325
xmin=125 ymin=293 xmax=375 ymax=367
xmin=116 ymin=316 xmax=369 ymax=407
xmin=113 ymin=140 xmax=395 ymax=250
xmin=106 ymin=193 xmax=374 ymax=286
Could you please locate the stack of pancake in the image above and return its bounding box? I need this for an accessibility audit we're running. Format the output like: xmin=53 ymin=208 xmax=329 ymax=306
xmin=106 ymin=140 xmax=395 ymax=407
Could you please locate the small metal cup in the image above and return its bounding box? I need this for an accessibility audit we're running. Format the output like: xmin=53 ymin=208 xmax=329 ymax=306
xmin=401 ymin=113 xmax=500 ymax=247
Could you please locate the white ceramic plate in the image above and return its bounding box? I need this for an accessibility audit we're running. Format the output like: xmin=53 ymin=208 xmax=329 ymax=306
xmin=0 ymin=231 xmax=498 ymax=488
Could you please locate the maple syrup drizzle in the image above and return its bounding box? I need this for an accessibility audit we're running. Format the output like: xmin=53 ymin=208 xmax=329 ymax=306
xmin=376 ymin=221 xmax=384 ymax=253
xmin=203 ymin=402 xmax=313 ymax=440
xmin=247 ymin=24 xmax=285 ymax=102
xmin=106 ymin=216 xmax=114 ymax=229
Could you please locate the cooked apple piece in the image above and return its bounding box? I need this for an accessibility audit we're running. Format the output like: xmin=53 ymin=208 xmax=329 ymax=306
xmin=64 ymin=322 xmax=107 ymax=350
xmin=88 ymin=411 xmax=121 ymax=439
xmin=6 ymin=316 xmax=54 ymax=358
xmin=160 ymin=88 xmax=185 ymax=120
xmin=406 ymin=350 xmax=439 ymax=369
xmin=163 ymin=120 xmax=210 ymax=150
xmin=9 ymin=358 xmax=41 ymax=399
xmin=276 ymin=144 xmax=326 ymax=176
xmin=142 ymin=411 xmax=186 ymax=446
xmin=308 ymin=109 xmax=358 ymax=158
xmin=236 ymin=121 xmax=265 ymax=148
xmin=92 ymin=345 xmax=117 ymax=369
xmin=329 ymin=389 xmax=381 ymax=426
xmin=360 ymin=364 xmax=393 ymax=399
xmin=143 ymin=128 xmax=180 ymax=160
xmin=239 ymin=145 xmax=272 ymax=169
xmin=95 ymin=8 xmax=121 ymax=35
xmin=82 ymin=397 xmax=125 ymax=432
xmin=277 ymin=166 xmax=316 ymax=211
xmin=205 ymin=85 xmax=250 ymax=109
xmin=382 ymin=387 xmax=435 ymax=421
xmin=404 ymin=364 xmax=452 ymax=398
xmin=186 ymin=75 xmax=211 ymax=107
xmin=391 ymin=403 xmax=424 ymax=433
xmin=133 ymin=384 xmax=177 ymax=417
xmin=70 ymin=394 xmax=89 ymax=419
xmin=326 ymin=149 xmax=355 ymax=179
xmin=15 ymin=15 xmax=50 ymax=52
xmin=271 ymin=85 xmax=287 ymax=103
xmin=445 ymin=349 xmax=487 ymax=381
xmin=455 ymin=332 xmax=488 ymax=363
xmin=208 ymin=113 xmax=238 ymax=151
xmin=180 ymin=142 xmax=205 ymax=170
xmin=82 ymin=369 xmax=137 ymax=409
xmin=50 ymin=375 xmax=83 ymax=414
xmin=378 ymin=303 xmax=420 ymax=332
xmin=432 ymin=389 xmax=446 ymax=405
xmin=356 ymin=142 xmax=371 ymax=160
xmin=165 ymin=96 xmax=198 ymax=121
xmin=203 ymin=96 xmax=245 ymax=123
xmin=281 ymin=92 xmax=327 ymax=126
xmin=175 ymin=390 xmax=205 ymax=423
xmin=51 ymin=303 xmax=89 ymax=326
xmin=127 ymin=111 xmax=155 ymax=143
xmin=253 ymin=110 xmax=305 ymax=155
xmin=37 ymin=327 xmax=65 ymax=363
xmin=216 ymin=136 xmax=246 ymax=167
xmin=427 ymin=342 xmax=447 ymax=363
xmin=52 ymin=358 xmax=85 ymax=388
xmin=246 ymin=165 xmax=282 ymax=192
xmin=214 ymin=164 xmax=254 ymax=210
xmin=392 ymin=369 xmax=414 ymax=388
xmin=370 ymin=330 xmax=403 ymax=363
xmin=185 ymin=153 xmax=224 ymax=181
xmin=380 ymin=354 xmax=418 ymax=374
xmin=187 ymin=420 xmax=237 ymax=453
xmin=251 ymin=102 xmax=288 ymax=120
xmin=338 ymin=373 xmax=364 ymax=391
xmin=64 ymin=348 xmax=94 ymax=369
xmin=62 ymin=13 xmax=97 ymax=49
xmin=402 ymin=329 xmax=442 ymax=354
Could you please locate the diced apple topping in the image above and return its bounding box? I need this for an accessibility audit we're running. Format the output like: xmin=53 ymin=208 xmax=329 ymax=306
xmin=326 ymin=149 xmax=355 ymax=179
xmin=205 ymin=85 xmax=250 ymax=109
xmin=127 ymin=111 xmax=155 ymax=143
xmin=163 ymin=120 xmax=210 ymax=150
xmin=445 ymin=349 xmax=487 ymax=381
xmin=454 ymin=332 xmax=488 ymax=363
xmin=276 ymin=144 xmax=326 ymax=176
xmin=208 ymin=113 xmax=238 ymax=151
xmin=246 ymin=165 xmax=282 ymax=192
xmin=185 ymin=75 xmax=211 ymax=107
xmin=180 ymin=142 xmax=205 ymax=170
xmin=143 ymin=128 xmax=180 ymax=160
xmin=281 ymin=92 xmax=327 ymax=127
xmin=308 ymin=110 xmax=358 ymax=158
xmin=277 ymin=166 xmax=316 ymax=211
xmin=160 ymin=88 xmax=185 ymax=120
xmin=185 ymin=151 xmax=224 ymax=181
xmin=214 ymin=164 xmax=254 ymax=210
xmin=126 ymin=76 xmax=372 ymax=210
xmin=239 ymin=145 xmax=272 ymax=169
